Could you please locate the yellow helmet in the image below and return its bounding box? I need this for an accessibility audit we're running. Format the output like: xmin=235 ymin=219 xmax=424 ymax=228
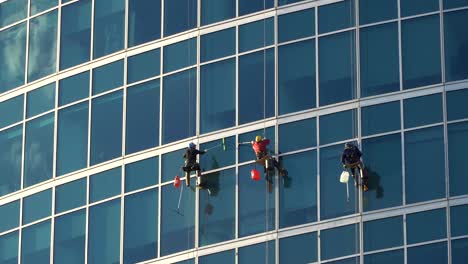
xmin=255 ymin=135 xmax=263 ymax=142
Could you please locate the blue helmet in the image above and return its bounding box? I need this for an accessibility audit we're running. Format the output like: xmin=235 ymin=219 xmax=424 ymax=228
xmin=189 ymin=142 xmax=196 ymax=148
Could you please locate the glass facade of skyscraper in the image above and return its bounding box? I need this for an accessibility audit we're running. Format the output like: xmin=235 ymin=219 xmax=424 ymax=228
xmin=0 ymin=0 xmax=468 ymax=263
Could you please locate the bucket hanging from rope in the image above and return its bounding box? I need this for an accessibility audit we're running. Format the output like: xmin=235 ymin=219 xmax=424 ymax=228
xmin=251 ymin=169 xmax=261 ymax=181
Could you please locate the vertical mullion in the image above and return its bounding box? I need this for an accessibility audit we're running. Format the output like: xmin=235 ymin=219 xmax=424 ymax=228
xmin=49 ymin=186 xmax=56 ymax=264
xmin=24 ymin=0 xmax=31 ymax=84
xmin=84 ymin=177 xmax=90 ymax=264
xmin=90 ymin=0 xmax=95 ymax=60
xmin=403 ymin=213 xmax=408 ymax=264
xmin=157 ymin=156 xmax=162 ymax=258
xmin=439 ymin=0 xmax=446 ymax=84
xmin=56 ymin=2 xmax=62 ymax=75
xmin=124 ymin=0 xmax=129 ymax=50
xmin=235 ymin=25 xmax=239 ymax=127
xmin=398 ymin=0 xmax=403 ymax=91
xmin=119 ymin=164 xmax=125 ymax=264
xmin=18 ymin=197 xmax=24 ymax=264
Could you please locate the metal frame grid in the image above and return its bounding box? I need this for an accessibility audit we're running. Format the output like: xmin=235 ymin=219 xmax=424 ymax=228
xmin=0 ymin=0 xmax=468 ymax=263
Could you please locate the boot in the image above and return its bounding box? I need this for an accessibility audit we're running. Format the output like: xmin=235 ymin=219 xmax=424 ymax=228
xmin=185 ymin=171 xmax=190 ymax=187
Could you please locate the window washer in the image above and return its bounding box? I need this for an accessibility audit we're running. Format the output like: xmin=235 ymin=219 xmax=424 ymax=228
xmin=239 ymin=135 xmax=288 ymax=180
xmin=182 ymin=142 xmax=206 ymax=187
xmin=341 ymin=142 xmax=368 ymax=192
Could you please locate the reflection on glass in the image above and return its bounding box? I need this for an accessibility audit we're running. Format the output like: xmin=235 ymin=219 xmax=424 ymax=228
xmin=363 ymin=217 xmax=403 ymax=252
xmin=22 ymin=189 xmax=52 ymax=225
xmin=163 ymin=38 xmax=196 ymax=73
xmin=88 ymin=200 xmax=121 ymax=264
xmin=24 ymin=113 xmax=54 ymax=187
xmin=239 ymin=18 xmax=273 ymax=52
xmin=279 ymin=118 xmax=316 ymax=153
xmin=238 ymin=165 xmax=275 ymax=237
xmin=0 ymin=125 xmax=22 ymax=196
xmin=90 ymin=167 xmax=121 ymax=203
xmin=407 ymin=209 xmax=446 ymax=244
xmin=400 ymin=0 xmax=439 ymax=17
xmin=124 ymin=190 xmax=158 ymax=264
xmin=54 ymin=210 xmax=85 ymax=264
xmin=447 ymin=89 xmax=468 ymax=121
xmin=164 ymin=0 xmax=197 ymax=36
xmin=238 ymin=49 xmax=274 ymax=125
xmin=321 ymin=224 xmax=359 ymax=260
xmin=0 ymin=231 xmax=18 ymax=264
xmin=60 ymin=0 xmax=91 ymax=70
xmin=92 ymin=60 xmax=124 ymax=95
xmin=28 ymin=11 xmax=58 ymax=82
xmin=280 ymin=151 xmax=317 ymax=228
xmin=444 ymin=9 xmax=468 ymax=82
xmin=55 ymin=179 xmax=86 ymax=214
xmin=0 ymin=0 xmax=27 ymax=28
xmin=0 ymin=201 xmax=19 ymax=233
xmin=57 ymin=102 xmax=88 ymax=176
xmin=201 ymin=0 xmax=235 ymax=26
xmin=361 ymin=102 xmax=400 ymax=136
xmin=93 ymin=0 xmax=124 ymax=58
xmin=0 ymin=95 xmax=23 ymax=129
xmin=238 ymin=0 xmax=274 ymax=16
xmin=127 ymin=49 xmax=161 ymax=84
xmin=125 ymin=157 xmax=158 ymax=192
xmin=359 ymin=0 xmax=397 ymax=25
xmin=280 ymin=233 xmax=317 ymax=263
xmin=407 ymin=242 xmax=447 ymax=263
xmin=201 ymin=28 xmax=235 ymax=63
xmin=0 ymin=23 xmax=26 ymax=93
xmin=238 ymin=242 xmax=275 ymax=264
xmin=199 ymin=250 xmax=235 ymax=264
xmin=319 ymin=110 xmax=356 ymax=145
xmin=199 ymin=169 xmax=235 ymax=246
xmin=452 ymin=238 xmax=468 ymax=264
xmin=318 ymin=0 xmax=354 ymax=34
xmin=404 ymin=94 xmax=443 ymax=128
xmin=26 ymin=83 xmax=55 ymax=118
xmin=21 ymin=221 xmax=51 ymax=264
xmin=451 ymin=204 xmax=468 ymax=237
xmin=278 ymin=8 xmax=314 ymax=43
xmin=58 ymin=71 xmax=89 ymax=106
xmin=364 ymin=250 xmax=404 ymax=264
xmin=31 ymin=0 xmax=58 ymax=15
xmin=128 ymin=0 xmax=161 ymax=47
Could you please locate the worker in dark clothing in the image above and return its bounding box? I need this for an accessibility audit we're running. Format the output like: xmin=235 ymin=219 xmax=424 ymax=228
xmin=239 ymin=135 xmax=288 ymax=179
xmin=182 ymin=142 xmax=206 ymax=187
xmin=341 ymin=143 xmax=368 ymax=192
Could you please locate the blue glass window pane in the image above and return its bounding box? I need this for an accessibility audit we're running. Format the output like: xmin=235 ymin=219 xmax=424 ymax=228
xmin=359 ymin=0 xmax=397 ymax=25
xmin=31 ymin=0 xmax=57 ymax=15
xmin=90 ymin=168 xmax=121 ymax=203
xmin=54 ymin=210 xmax=85 ymax=264
xmin=56 ymin=102 xmax=88 ymax=176
xmin=0 ymin=231 xmax=18 ymax=264
xmin=279 ymin=0 xmax=304 ymax=5
xmin=201 ymin=0 xmax=235 ymax=26
xmin=60 ymin=0 xmax=91 ymax=70
xmin=0 ymin=23 xmax=26 ymax=93
xmin=88 ymin=200 xmax=120 ymax=264
xmin=362 ymin=134 xmax=403 ymax=211
xmin=176 ymin=259 xmax=195 ymax=264
xmin=279 ymin=118 xmax=316 ymax=153
xmin=451 ymin=205 xmax=468 ymax=236
xmin=239 ymin=18 xmax=274 ymax=52
xmin=160 ymin=179 xmax=195 ymax=256
xmin=278 ymin=39 xmax=316 ymax=115
xmin=125 ymin=157 xmax=158 ymax=192
xmin=199 ymin=250 xmax=235 ymax=264
xmin=24 ymin=113 xmax=54 ymax=187
xmin=278 ymin=8 xmax=314 ymax=43
xmin=364 ymin=216 xmax=403 ymax=251
xmin=28 ymin=11 xmax=57 ymax=82
xmin=55 ymin=179 xmax=86 ymax=214
xmin=201 ymin=28 xmax=235 ymax=62
xmin=238 ymin=242 xmax=275 ymax=264
xmin=362 ymin=102 xmax=400 ymax=136
xmin=126 ymin=79 xmax=160 ymax=154
xmin=238 ymin=49 xmax=275 ymax=125
xmin=364 ymin=250 xmax=404 ymax=264
xmin=58 ymin=71 xmax=89 ymax=106
xmin=402 ymin=15 xmax=442 ymax=89
xmin=0 ymin=95 xmax=23 ymax=129
xmin=401 ymin=0 xmax=439 ymax=17
xmin=449 ymin=122 xmax=468 ymax=196
xmin=407 ymin=208 xmax=447 ymax=244
xmin=92 ymin=60 xmax=124 ymax=95
xmin=0 ymin=125 xmax=22 ymax=196
xmin=124 ymin=189 xmax=158 ymax=264
xmin=320 ymin=110 xmax=356 ymax=145
xmin=319 ymin=31 xmax=356 ymax=106
xmin=0 ymin=0 xmax=27 ymax=28
xmin=93 ymin=0 xmax=124 ymax=58
xmin=280 ymin=233 xmax=317 ymax=263
xmin=238 ymin=127 xmax=275 ymax=163
xmin=405 ymin=126 xmax=445 ymax=203
xmin=0 ymin=201 xmax=19 ymax=233
xmin=90 ymin=91 xmax=123 ymax=165
xmin=280 ymin=151 xmax=317 ymax=228
xmin=161 ymin=148 xmax=185 ymax=183
xmin=164 ymin=0 xmax=197 ymax=36
xmin=318 ymin=0 xmax=354 ymax=34
xmin=321 ymin=224 xmax=359 ymax=260
xmin=320 ymin=145 xmax=357 ymax=219
xmin=447 ymin=89 xmax=468 ymax=121
xmin=407 ymin=242 xmax=447 ymax=263
xmin=127 ymin=49 xmax=160 ymax=84
xmin=199 ymin=169 xmax=235 ymax=246
xmin=444 ymin=0 xmax=468 ymax=9
xmin=360 ymin=23 xmax=400 ymax=97
xmin=23 ymin=189 xmax=51 ymax=225
xmin=162 ymin=69 xmax=196 ymax=144
xmin=200 ymin=59 xmax=235 ymax=134
xmin=404 ymin=94 xmax=443 ymax=128
xmin=163 ymin=38 xmax=196 ymax=73
xmin=21 ymin=220 xmax=50 ymax=264
xmin=444 ymin=9 xmax=468 ymax=82
xmin=238 ymin=165 xmax=275 ymax=237
xmin=128 ymin=0 xmax=161 ymax=47
xmin=238 ymin=0 xmax=273 ymax=16
xmin=452 ymin=238 xmax=468 ymax=264
xmin=200 ymin=137 xmax=235 ymax=171
xmin=26 ymin=83 xmax=55 ymax=118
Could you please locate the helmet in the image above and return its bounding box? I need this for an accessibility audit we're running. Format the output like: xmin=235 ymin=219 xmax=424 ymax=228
xmin=255 ymin=135 xmax=263 ymax=142
xmin=189 ymin=142 xmax=196 ymax=148
xmin=344 ymin=142 xmax=353 ymax=149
